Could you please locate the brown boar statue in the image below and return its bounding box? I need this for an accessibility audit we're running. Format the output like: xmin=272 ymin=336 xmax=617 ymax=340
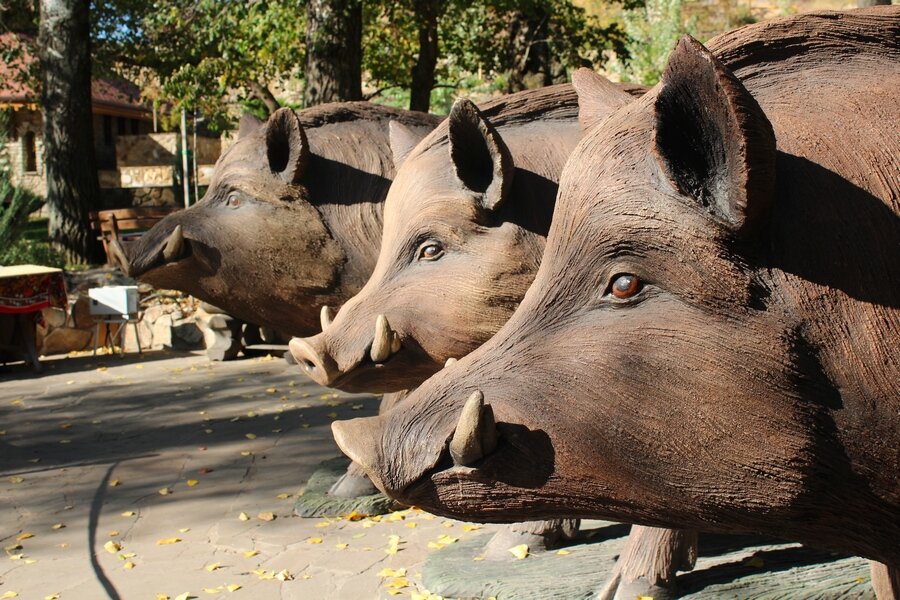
xmin=120 ymin=103 xmax=439 ymax=337
xmin=332 ymin=7 xmax=900 ymax=598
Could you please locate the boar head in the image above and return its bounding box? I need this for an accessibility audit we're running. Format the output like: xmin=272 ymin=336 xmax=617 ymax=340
xmin=330 ymin=37 xmax=900 ymax=565
xmin=291 ymin=88 xmax=584 ymax=392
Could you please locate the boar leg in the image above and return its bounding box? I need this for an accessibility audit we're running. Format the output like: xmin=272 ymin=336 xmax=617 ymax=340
xmin=871 ymin=561 xmax=899 ymax=600
xmin=481 ymin=519 xmax=579 ymax=561
xmin=596 ymin=526 xmax=697 ymax=600
xmin=328 ymin=391 xmax=409 ymax=498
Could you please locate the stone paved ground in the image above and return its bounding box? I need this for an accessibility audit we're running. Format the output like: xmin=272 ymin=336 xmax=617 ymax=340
xmin=0 ymin=350 xmax=508 ymax=600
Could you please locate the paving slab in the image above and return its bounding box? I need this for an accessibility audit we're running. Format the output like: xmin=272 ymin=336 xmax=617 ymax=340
xmin=0 ymin=350 xmax=508 ymax=600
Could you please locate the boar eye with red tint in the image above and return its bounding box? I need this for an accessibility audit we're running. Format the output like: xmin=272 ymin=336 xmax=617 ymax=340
xmin=225 ymin=193 xmax=242 ymax=208
xmin=417 ymin=242 xmax=444 ymax=261
xmin=610 ymin=274 xmax=641 ymax=299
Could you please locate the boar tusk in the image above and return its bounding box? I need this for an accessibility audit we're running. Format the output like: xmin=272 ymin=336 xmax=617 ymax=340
xmin=370 ymin=314 xmax=394 ymax=363
xmin=320 ymin=305 xmax=334 ymax=331
xmin=162 ymin=224 xmax=184 ymax=262
xmin=449 ymin=391 xmax=498 ymax=466
xmin=445 ymin=357 xmax=457 ymax=368
xmin=391 ymin=331 xmax=402 ymax=354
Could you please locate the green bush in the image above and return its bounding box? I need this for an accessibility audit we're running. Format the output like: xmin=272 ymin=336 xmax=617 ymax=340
xmin=606 ymin=0 xmax=693 ymax=86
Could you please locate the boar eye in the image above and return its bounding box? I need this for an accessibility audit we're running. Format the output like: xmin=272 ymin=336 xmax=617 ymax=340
xmin=226 ymin=193 xmax=242 ymax=208
xmin=610 ymin=274 xmax=641 ymax=299
xmin=417 ymin=242 xmax=444 ymax=261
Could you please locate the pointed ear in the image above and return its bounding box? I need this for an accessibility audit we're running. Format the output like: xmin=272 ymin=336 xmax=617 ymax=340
xmin=238 ymin=112 xmax=264 ymax=138
xmin=653 ymin=36 xmax=776 ymax=236
xmin=265 ymin=107 xmax=310 ymax=184
xmin=571 ymin=68 xmax=635 ymax=132
xmin=447 ymin=98 xmax=513 ymax=212
xmin=389 ymin=121 xmax=429 ymax=170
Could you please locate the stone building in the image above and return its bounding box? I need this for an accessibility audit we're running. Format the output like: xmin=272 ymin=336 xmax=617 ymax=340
xmin=1 ymin=33 xmax=220 ymax=208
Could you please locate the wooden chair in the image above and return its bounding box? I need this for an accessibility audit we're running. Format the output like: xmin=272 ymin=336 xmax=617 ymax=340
xmin=90 ymin=207 xmax=179 ymax=266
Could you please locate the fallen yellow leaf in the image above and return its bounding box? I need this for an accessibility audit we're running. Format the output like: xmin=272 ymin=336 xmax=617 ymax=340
xmin=156 ymin=538 xmax=181 ymax=545
xmin=186 ymin=479 xmax=199 ymax=487
xmin=225 ymin=584 xmax=241 ymax=592
xmin=108 ymin=530 xmax=119 ymax=537
xmin=103 ymin=541 xmax=122 ymax=553
xmin=275 ymin=493 xmax=291 ymax=500
xmin=245 ymin=433 xmax=257 ymax=440
xmin=508 ymin=544 xmax=529 ymax=560
xmin=155 ymin=595 xmax=169 ymax=600
xmin=121 ymin=511 xmax=135 ymax=517
xmin=335 ymin=543 xmax=348 ymax=549
xmin=275 ymin=569 xmax=293 ymax=581
xmin=124 ymin=561 xmax=136 ymax=570
xmin=174 ymin=594 xmax=192 ymax=600
xmin=405 ymin=522 xmax=418 ymax=528
xmin=242 ymin=550 xmax=259 ymax=558
xmin=8 ymin=476 xmax=24 ymax=484
xmin=377 ymin=567 xmax=407 ymax=577
xmin=385 ymin=576 xmax=409 ymax=589
xmin=45 ymin=595 xmax=60 ymax=600
xmin=1 ymin=592 xmax=18 ymax=599
xmin=51 ymin=523 xmax=65 ymax=530
xmin=202 ymin=588 xmax=221 ymax=594
xmin=462 ymin=524 xmax=482 ymax=532
xmin=557 ymin=549 xmax=571 ymax=555
xmin=238 ymin=512 xmax=250 ymax=521
xmin=265 ymin=387 xmax=277 ymax=393
xmin=15 ymin=533 xmax=33 ymax=542
xmin=158 ymin=487 xmax=172 ymax=496
xmin=178 ymin=528 xmax=190 ymax=533
xmin=205 ymin=562 xmax=221 ymax=572
xmin=307 ymin=537 xmax=323 ymax=544
xmin=257 ymin=512 xmax=275 ymax=522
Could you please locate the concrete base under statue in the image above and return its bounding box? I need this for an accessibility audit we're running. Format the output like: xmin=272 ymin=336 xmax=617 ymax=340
xmin=294 ymin=456 xmax=398 ymax=518
xmin=421 ymin=522 xmax=872 ymax=600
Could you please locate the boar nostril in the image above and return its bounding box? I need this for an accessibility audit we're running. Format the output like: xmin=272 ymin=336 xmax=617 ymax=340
xmin=299 ymin=359 xmax=316 ymax=372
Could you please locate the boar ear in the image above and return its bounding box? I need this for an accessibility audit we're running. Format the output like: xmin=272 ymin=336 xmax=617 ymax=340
xmin=389 ymin=121 xmax=429 ymax=170
xmin=265 ymin=107 xmax=310 ymax=185
xmin=238 ymin=112 xmax=264 ymax=139
xmin=571 ymin=68 xmax=634 ymax=132
xmin=448 ymin=98 xmax=513 ymax=212
xmin=653 ymin=36 xmax=776 ymax=236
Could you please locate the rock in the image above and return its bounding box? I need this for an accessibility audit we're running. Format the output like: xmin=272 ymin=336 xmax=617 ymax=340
xmin=41 ymin=327 xmax=93 ymax=355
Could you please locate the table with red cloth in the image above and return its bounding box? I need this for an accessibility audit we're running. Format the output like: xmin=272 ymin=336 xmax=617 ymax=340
xmin=0 ymin=264 xmax=68 ymax=371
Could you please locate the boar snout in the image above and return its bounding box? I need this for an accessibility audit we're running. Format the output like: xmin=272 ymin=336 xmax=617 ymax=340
xmin=290 ymin=313 xmax=403 ymax=388
xmin=289 ymin=335 xmax=342 ymax=387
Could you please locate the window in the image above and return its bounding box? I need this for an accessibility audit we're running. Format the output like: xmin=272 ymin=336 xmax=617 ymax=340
xmin=130 ymin=118 xmax=140 ymax=135
xmin=117 ymin=117 xmax=127 ymax=135
xmin=23 ymin=131 xmax=37 ymax=172
xmin=103 ymin=115 xmax=113 ymax=145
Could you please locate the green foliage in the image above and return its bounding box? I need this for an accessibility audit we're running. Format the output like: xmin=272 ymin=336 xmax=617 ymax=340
xmin=606 ymin=0 xmax=693 ymax=86
xmin=94 ymin=0 xmax=306 ymax=129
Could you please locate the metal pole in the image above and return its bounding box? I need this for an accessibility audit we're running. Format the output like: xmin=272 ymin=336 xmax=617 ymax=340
xmin=192 ymin=110 xmax=200 ymax=205
xmin=180 ymin=107 xmax=190 ymax=208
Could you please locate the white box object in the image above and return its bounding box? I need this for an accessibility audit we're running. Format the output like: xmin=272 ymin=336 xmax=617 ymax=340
xmin=88 ymin=286 xmax=139 ymax=316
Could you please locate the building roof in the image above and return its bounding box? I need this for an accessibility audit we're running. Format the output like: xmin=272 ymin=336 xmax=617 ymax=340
xmin=0 ymin=33 xmax=151 ymax=119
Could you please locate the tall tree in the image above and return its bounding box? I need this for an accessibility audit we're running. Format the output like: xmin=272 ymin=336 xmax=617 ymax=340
xmin=304 ymin=0 xmax=363 ymax=106
xmin=408 ymin=0 xmax=442 ymax=112
xmin=39 ymin=0 xmax=102 ymax=264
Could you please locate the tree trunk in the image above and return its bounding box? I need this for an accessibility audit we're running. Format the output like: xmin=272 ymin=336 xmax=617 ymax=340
xmin=409 ymin=0 xmax=441 ymax=113
xmin=303 ymin=0 xmax=362 ymax=107
xmin=39 ymin=0 xmax=102 ymax=265
xmin=248 ymin=81 xmax=280 ymax=115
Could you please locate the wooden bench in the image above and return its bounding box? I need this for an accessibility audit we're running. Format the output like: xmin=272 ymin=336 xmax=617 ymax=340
xmin=90 ymin=207 xmax=180 ymax=266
